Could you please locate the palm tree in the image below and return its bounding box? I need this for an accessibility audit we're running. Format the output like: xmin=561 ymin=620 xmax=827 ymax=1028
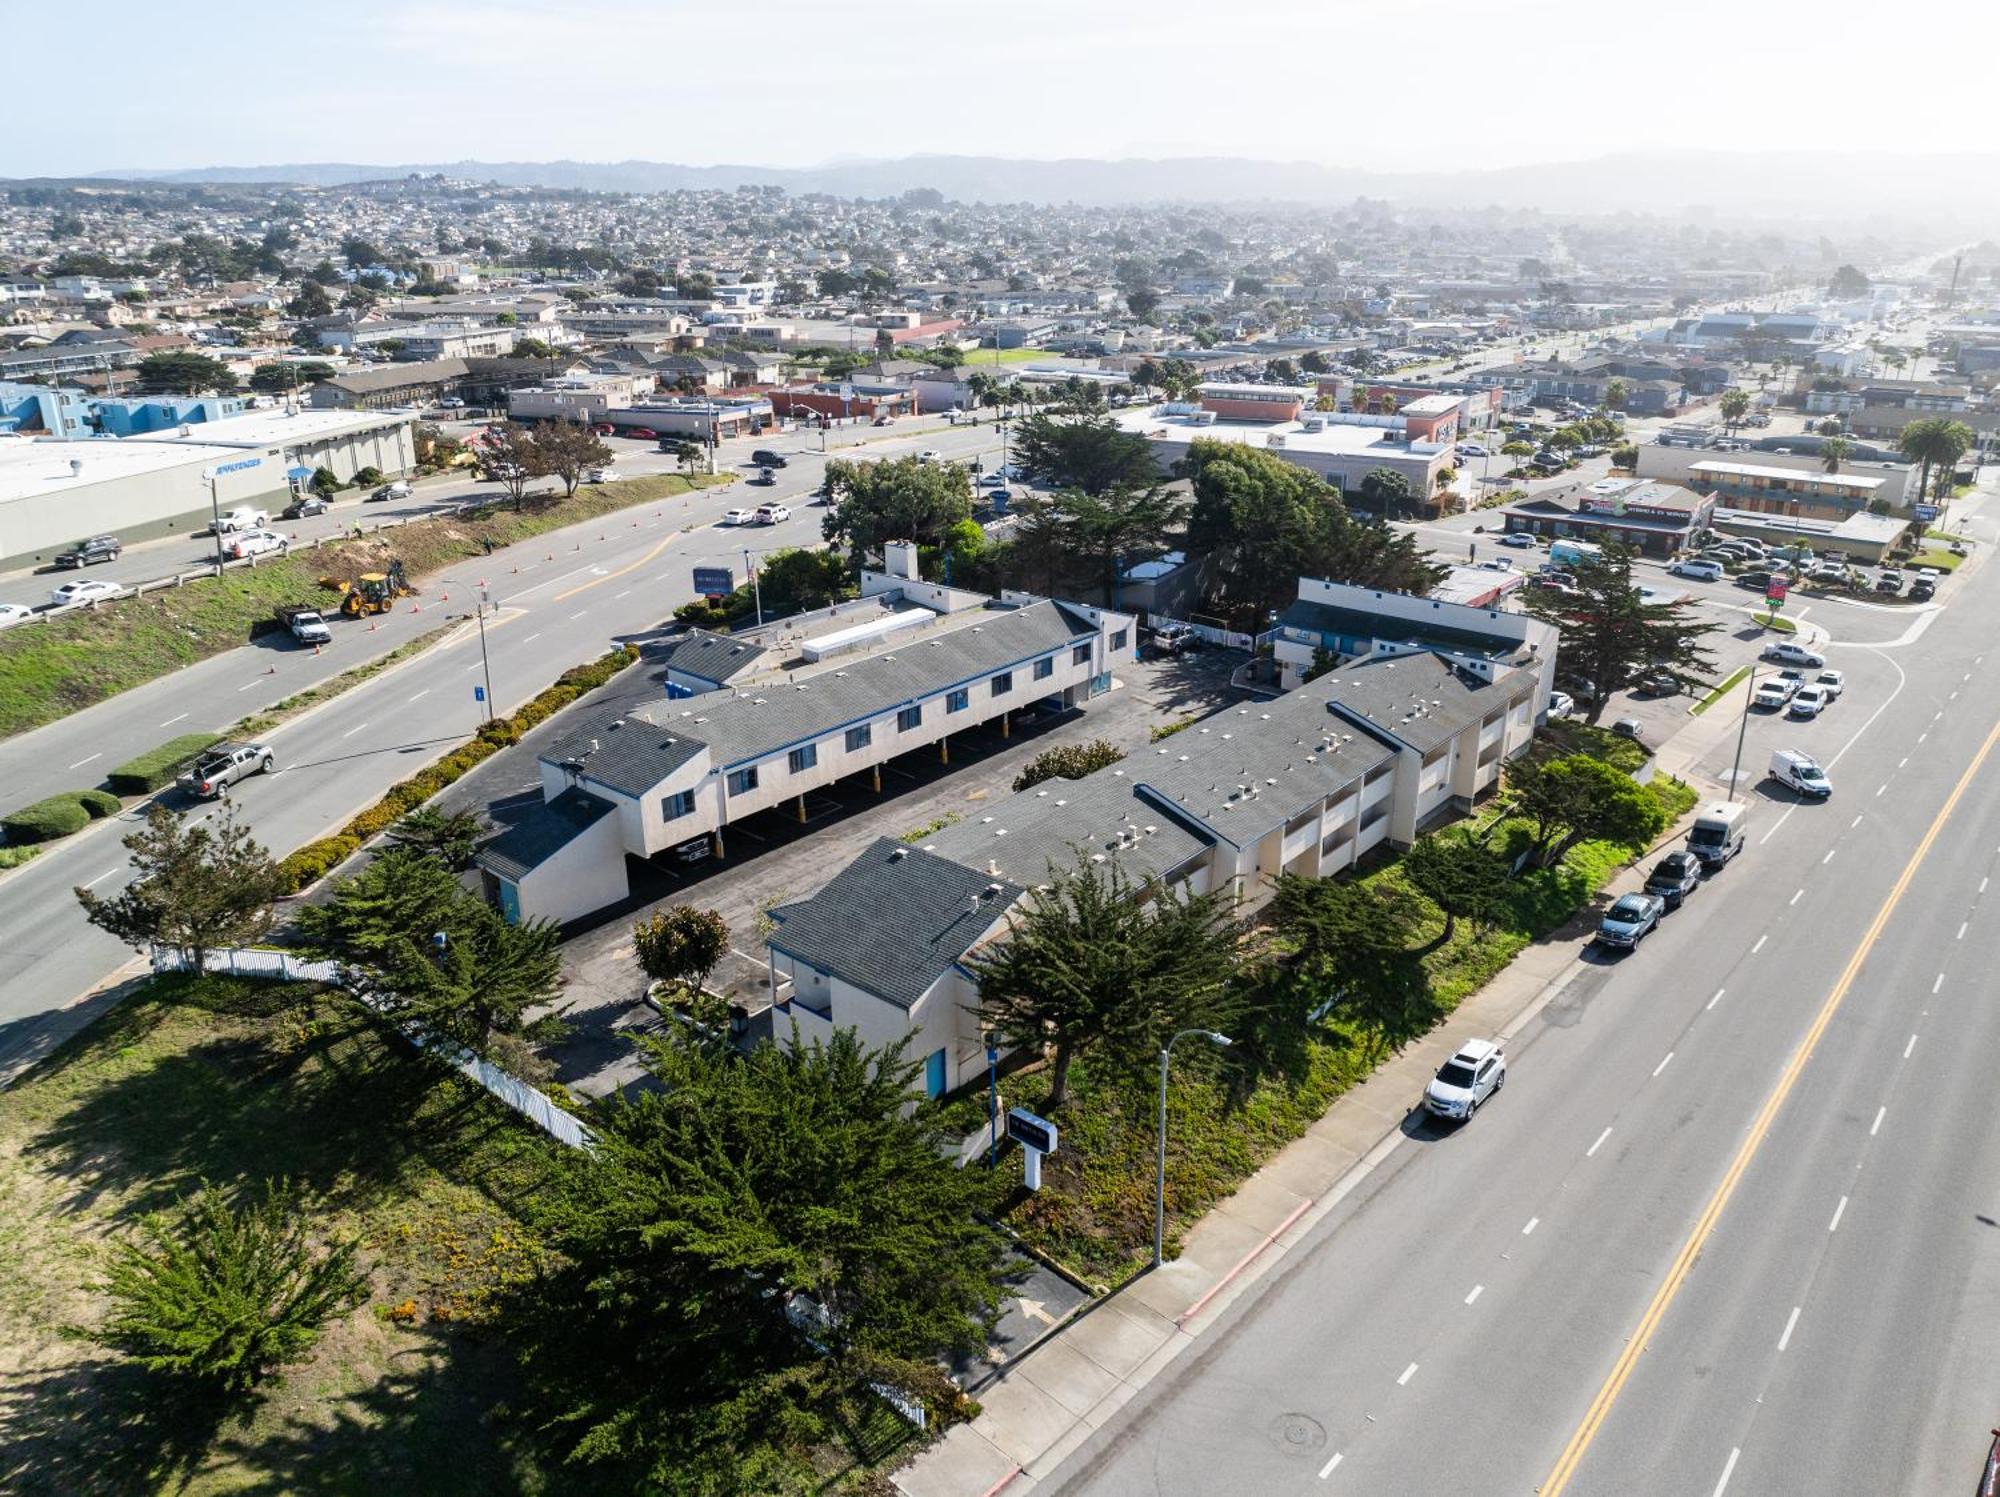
xmin=1897 ymin=417 xmax=1975 ymax=509
xmin=1820 ymin=436 xmax=1852 ymax=474
xmin=1718 ymin=388 xmax=1751 ymax=435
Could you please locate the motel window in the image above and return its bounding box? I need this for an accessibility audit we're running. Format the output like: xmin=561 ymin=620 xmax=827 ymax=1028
xmin=991 ymin=671 xmax=1013 ymax=697
xmin=1034 ymin=656 xmax=1054 ymax=680
xmin=1110 ymin=629 xmax=1128 ymax=652
xmin=661 ymin=790 xmax=695 ymax=822
xmin=845 ymin=724 xmax=872 ymax=752
xmin=726 ymin=766 xmax=759 ymax=797
xmin=1073 ymin=643 xmax=1092 ymax=666
xmin=898 ymin=705 xmax=922 ymax=732
xmin=947 ymin=688 xmax=970 ymax=714
xmin=789 ymin=743 xmax=818 ymax=774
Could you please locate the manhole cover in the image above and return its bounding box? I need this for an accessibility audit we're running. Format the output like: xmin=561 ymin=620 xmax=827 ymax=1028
xmin=1266 ymin=1412 xmax=1327 ymax=1455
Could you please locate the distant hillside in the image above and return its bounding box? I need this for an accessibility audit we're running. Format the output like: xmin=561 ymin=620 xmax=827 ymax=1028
xmin=76 ymin=150 xmax=2000 ymax=226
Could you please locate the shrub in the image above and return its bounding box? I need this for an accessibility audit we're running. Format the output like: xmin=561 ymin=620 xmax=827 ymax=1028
xmin=352 ymin=466 xmax=384 ymax=487
xmin=2 ymin=793 xmax=94 ymax=843
xmin=76 ymin=788 xmax=122 ymax=818
xmin=1013 ymin=739 xmax=1127 ymax=791
xmin=106 ymin=732 xmax=225 ymax=794
xmin=86 ymin=1181 xmax=366 ymax=1400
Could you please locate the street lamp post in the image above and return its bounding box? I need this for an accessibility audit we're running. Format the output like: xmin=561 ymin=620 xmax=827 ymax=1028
xmin=1156 ymin=1028 xmax=1232 ymax=1268
xmin=205 ymin=470 xmax=226 ymax=572
xmin=473 ymin=589 xmax=495 ymax=722
xmin=744 ymin=548 xmax=764 ymax=628
xmin=1727 ymin=663 xmax=1759 ymax=802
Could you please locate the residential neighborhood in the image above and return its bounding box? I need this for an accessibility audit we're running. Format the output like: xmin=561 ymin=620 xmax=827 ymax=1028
xmin=2 ymin=10 xmax=1999 ymax=1497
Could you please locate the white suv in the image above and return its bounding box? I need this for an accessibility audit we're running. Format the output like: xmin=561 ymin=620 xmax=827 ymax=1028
xmin=1762 ymin=642 xmax=1825 ymax=669
xmin=1423 ymin=1039 xmax=1506 ymax=1121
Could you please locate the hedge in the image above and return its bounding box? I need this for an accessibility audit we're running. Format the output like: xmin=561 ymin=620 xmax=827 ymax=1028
xmin=107 ymin=732 xmax=225 ymax=794
xmin=3 ymin=793 xmax=95 ymax=844
xmin=276 ymin=644 xmax=638 ymax=893
xmin=76 ymin=788 xmax=121 ymax=818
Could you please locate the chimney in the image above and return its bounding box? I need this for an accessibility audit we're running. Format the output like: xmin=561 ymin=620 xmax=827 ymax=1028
xmin=882 ymin=539 xmax=920 ymax=581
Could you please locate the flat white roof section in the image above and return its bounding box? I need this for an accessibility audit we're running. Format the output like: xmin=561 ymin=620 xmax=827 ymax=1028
xmin=123 ymin=407 xmax=411 ymax=449
xmin=799 ymin=607 xmax=935 ymax=662
xmin=1689 ymin=460 xmax=1884 ymax=490
xmin=0 ymin=435 xmax=237 ymax=504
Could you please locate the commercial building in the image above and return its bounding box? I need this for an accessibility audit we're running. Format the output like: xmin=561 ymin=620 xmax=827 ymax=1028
xmin=1635 ymin=440 xmax=1917 ymax=509
xmin=603 ymin=396 xmax=772 ymax=440
xmin=507 ymin=374 xmax=646 ymax=423
xmin=1114 ymin=403 xmax=1452 ymax=501
xmin=91 ymin=394 xmax=247 ymax=436
xmin=0 ymin=381 xmax=91 ymax=438
xmin=768 ymin=383 xmax=917 ymax=422
xmin=0 ymin=407 xmax=416 ymax=565
xmin=1502 ymin=478 xmax=1714 ymax=557
xmin=763 ymin=643 xmax=1537 ymax=1098
xmin=475 ymin=555 xmax=1137 ymax=927
xmin=1271 ymin=575 xmax=1557 ymax=702
xmin=1197 ymin=382 xmax=1314 ymax=423
xmin=310 ymin=356 xmax=583 ymax=412
xmin=1681 ymin=460 xmax=1885 ymax=520
xmin=1706 ymin=506 xmax=1907 ymax=564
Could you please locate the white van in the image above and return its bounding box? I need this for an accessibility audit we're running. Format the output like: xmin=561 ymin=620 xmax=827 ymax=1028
xmin=1769 ymin=749 xmax=1831 ymax=800
xmin=1669 ymin=559 xmax=1724 ymax=582
xmin=1687 ymin=802 xmax=1748 ymax=868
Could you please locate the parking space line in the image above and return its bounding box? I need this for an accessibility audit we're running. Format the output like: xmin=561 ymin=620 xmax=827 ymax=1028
xmin=1828 ymin=1196 xmax=1848 ymax=1233
xmin=1318 ymin=1452 xmax=1344 ymax=1479
xmin=1587 ymin=1127 xmax=1612 ymax=1157
xmin=1652 ymin=1052 xmax=1675 ymax=1078
xmin=1464 ymin=1284 xmax=1484 ymax=1305
xmin=1777 ymin=1305 xmax=1801 ymax=1352
xmin=159 ymin=712 xmax=188 ymax=727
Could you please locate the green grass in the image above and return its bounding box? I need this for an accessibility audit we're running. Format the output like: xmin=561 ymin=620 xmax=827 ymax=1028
xmin=1750 ymin=611 xmax=1797 ymax=632
xmin=1924 ymin=528 xmax=1972 ymax=543
xmin=1694 ymin=666 xmax=1750 ymax=715
xmin=0 ymin=474 xmax=727 ymax=740
xmin=952 ymin=346 xmax=1056 ymax=367
xmin=949 ymin=775 xmax=1691 ymax=1286
xmin=1905 ymin=548 xmax=1963 ymax=572
xmin=0 ymin=974 xmax=564 ymax=1495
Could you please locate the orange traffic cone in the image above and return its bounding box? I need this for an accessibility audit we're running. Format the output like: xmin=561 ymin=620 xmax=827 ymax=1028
xmin=368 ymin=620 xmax=378 ymax=631
xmin=266 ymin=664 xmax=277 ymax=674
xmin=411 ymin=602 xmax=421 ymax=613
xmin=314 ymin=644 xmax=322 ymax=656
xmin=440 ymin=591 xmax=449 ymax=602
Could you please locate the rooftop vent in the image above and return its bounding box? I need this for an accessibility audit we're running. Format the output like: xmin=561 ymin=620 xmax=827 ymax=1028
xmin=889 ymin=846 xmax=909 ymax=861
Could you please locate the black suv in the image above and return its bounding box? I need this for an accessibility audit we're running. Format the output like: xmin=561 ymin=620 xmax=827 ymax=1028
xmin=54 ymin=535 xmax=121 ymax=568
xmin=750 ymin=449 xmax=787 ymax=468
xmin=1645 ymin=851 xmax=1704 ymax=910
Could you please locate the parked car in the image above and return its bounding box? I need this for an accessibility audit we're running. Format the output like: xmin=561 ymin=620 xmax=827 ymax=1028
xmin=752 ymin=503 xmax=791 ymax=525
xmin=590 ymin=422 xmax=616 ymax=436
xmin=1597 ymin=892 xmax=1665 ymax=949
xmin=1909 ymin=579 xmax=1936 ymax=602
xmin=1610 ymin=718 xmax=1645 ymax=741
xmin=1547 ymin=690 xmax=1575 ymax=717
xmin=49 ymin=578 xmax=126 ymax=607
xmin=225 ymin=527 xmax=288 ymax=560
xmin=53 ymin=535 xmax=122 ymax=569
xmin=625 ymin=427 xmax=658 ymax=440
xmin=176 ymin=741 xmax=274 ymax=799
xmin=1457 ymin=442 xmax=1488 ymax=457
xmin=1788 ymin=684 xmax=1830 ymax=719
xmin=281 ymin=494 xmax=329 ymax=519
xmin=0 ymin=603 xmax=34 ymax=629
xmin=369 ymin=480 xmax=412 ymax=503
xmin=584 ymin=466 xmax=619 ymax=484
xmin=1148 ymin=622 xmax=1200 ymax=657
xmin=721 ymin=508 xmax=756 ymax=526
xmin=978 ymin=472 xmax=1006 ymax=487
xmin=1668 ymin=559 xmax=1723 ymax=581
xmin=1645 ymin=851 xmax=1704 ymax=910
xmin=1498 ymin=531 xmax=1536 ymax=548
xmin=1762 ymin=642 xmax=1825 ymax=669
xmin=917 ymin=449 xmax=942 ymax=464
xmin=1633 ymin=671 xmax=1680 ymax=697
xmin=439 ymin=396 xmax=466 ymax=409
xmin=215 ymin=507 xmax=268 ymax=534
xmin=1815 ymin=668 xmax=1845 ymax=700
xmin=1422 ymin=1039 xmax=1506 ymax=1121
xmin=1754 ymin=677 xmax=1799 ymax=710
xmin=750 ymin=450 xmax=788 ymax=468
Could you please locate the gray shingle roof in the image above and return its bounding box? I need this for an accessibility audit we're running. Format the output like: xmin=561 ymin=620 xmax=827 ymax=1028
xmin=539 ymin=600 xmax=1098 ymax=797
xmin=920 ymin=769 xmax=1211 ymax=887
xmin=661 ymin=629 xmax=768 ymax=686
xmin=768 ymin=838 xmax=1023 ymax=1010
xmin=325 ymin=357 xmax=470 ymax=394
xmin=476 ymin=787 xmax=614 ymax=880
xmin=1135 ymin=683 xmax=1394 ymax=842
xmin=1319 ymin=654 xmax=1527 ymax=756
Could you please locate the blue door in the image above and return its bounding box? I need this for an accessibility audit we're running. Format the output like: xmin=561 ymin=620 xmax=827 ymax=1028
xmin=923 ymin=1047 xmax=947 ymax=1099
xmin=497 ymin=877 xmax=521 ymax=925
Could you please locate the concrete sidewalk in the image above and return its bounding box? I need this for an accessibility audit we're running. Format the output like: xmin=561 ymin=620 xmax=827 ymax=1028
xmin=894 ymin=738 xmax=1739 ymax=1497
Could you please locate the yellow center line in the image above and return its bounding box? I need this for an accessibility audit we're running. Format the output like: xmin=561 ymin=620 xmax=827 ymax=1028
xmin=552 ymin=531 xmax=682 ymax=604
xmin=1540 ymin=706 xmax=2000 ymax=1496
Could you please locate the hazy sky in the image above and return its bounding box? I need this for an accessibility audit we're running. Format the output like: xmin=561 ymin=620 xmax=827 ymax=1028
xmin=10 ymin=0 xmax=1998 ymax=178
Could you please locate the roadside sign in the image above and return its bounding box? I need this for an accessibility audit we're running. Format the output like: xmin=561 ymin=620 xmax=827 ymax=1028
xmin=473 ymin=685 xmax=486 ymax=703
xmin=1007 ymin=1107 xmax=1058 ymax=1156
xmin=1913 ymin=503 xmax=1940 ymax=521
xmin=692 ymin=565 xmax=734 ymax=596
xmin=1766 ymin=578 xmax=1789 ymax=604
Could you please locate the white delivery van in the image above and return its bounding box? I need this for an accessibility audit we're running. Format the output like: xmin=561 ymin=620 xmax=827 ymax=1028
xmin=1769 ymin=749 xmax=1831 ymax=800
xmin=1687 ymin=802 xmax=1748 ymax=869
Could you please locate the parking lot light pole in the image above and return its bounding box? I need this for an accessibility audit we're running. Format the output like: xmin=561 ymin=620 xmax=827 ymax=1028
xmin=1156 ymin=1029 xmax=1232 ymax=1268
xmin=474 ymin=590 xmax=495 ymax=722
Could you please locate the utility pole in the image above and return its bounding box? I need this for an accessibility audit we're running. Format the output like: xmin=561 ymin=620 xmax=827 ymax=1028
xmin=744 ymin=548 xmax=763 ymax=627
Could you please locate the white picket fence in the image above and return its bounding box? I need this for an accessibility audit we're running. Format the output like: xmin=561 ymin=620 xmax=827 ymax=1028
xmin=151 ymin=945 xmax=595 ymax=1151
